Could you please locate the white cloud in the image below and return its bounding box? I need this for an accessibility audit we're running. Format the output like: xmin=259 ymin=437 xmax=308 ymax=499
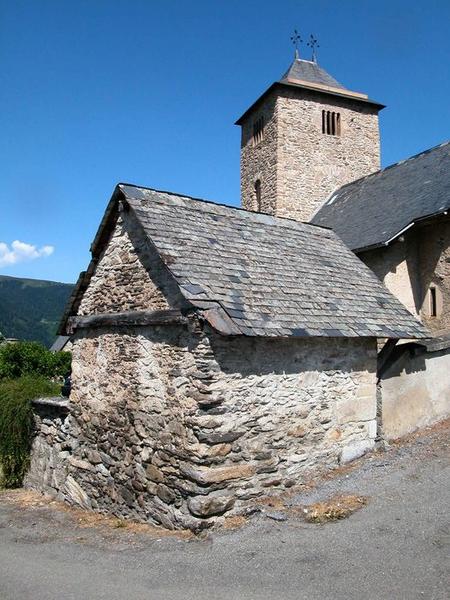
xmin=0 ymin=240 xmax=55 ymax=268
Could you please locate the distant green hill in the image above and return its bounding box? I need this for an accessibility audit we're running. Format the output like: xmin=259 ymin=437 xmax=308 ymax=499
xmin=0 ymin=275 xmax=74 ymax=348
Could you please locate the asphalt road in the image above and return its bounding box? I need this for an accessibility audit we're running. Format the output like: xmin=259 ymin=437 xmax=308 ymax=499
xmin=1 ymin=423 xmax=449 ymax=600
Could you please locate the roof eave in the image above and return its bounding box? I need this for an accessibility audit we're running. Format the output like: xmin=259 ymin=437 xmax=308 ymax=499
xmin=89 ymin=186 xmax=123 ymax=257
xmin=235 ymin=82 xmax=279 ymax=125
xmin=235 ymin=81 xmax=385 ymax=125
xmin=354 ymin=208 xmax=450 ymax=255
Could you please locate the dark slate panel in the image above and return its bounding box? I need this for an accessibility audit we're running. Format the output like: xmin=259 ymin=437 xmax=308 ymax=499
xmin=312 ymin=141 xmax=450 ymax=251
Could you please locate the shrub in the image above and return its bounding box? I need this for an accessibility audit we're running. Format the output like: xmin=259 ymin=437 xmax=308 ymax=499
xmin=0 ymin=341 xmax=71 ymax=381
xmin=0 ymin=375 xmax=61 ymax=487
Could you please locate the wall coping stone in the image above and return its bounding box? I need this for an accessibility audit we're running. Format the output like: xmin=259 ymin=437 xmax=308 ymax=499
xmin=31 ymin=396 xmax=71 ymax=413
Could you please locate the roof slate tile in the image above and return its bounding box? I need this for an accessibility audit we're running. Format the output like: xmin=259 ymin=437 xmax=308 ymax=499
xmin=118 ymin=185 xmax=428 ymax=339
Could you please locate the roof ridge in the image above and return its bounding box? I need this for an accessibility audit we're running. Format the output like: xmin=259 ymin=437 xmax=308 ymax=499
xmin=381 ymin=139 xmax=450 ymax=173
xmin=118 ymin=183 xmax=333 ymax=232
xmin=332 ymin=139 xmax=450 ymax=195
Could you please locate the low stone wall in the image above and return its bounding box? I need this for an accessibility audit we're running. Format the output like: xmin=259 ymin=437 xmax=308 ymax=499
xmin=379 ymin=341 xmax=450 ymax=440
xmin=24 ymin=399 xmax=86 ymax=507
xmin=26 ymin=324 xmax=377 ymax=530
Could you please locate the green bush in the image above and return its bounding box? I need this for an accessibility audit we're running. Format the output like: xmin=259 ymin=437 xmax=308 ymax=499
xmin=0 ymin=375 xmax=61 ymax=487
xmin=0 ymin=341 xmax=71 ymax=381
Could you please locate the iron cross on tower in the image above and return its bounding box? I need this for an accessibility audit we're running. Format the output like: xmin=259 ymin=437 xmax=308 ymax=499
xmin=307 ymin=34 xmax=319 ymax=62
xmin=290 ymin=29 xmax=302 ymax=58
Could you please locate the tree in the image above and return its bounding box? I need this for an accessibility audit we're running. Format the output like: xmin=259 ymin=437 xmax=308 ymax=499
xmin=0 ymin=341 xmax=71 ymax=380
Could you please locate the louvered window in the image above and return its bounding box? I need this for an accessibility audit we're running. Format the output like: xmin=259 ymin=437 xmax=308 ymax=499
xmin=322 ymin=110 xmax=341 ymax=136
xmin=253 ymin=116 xmax=264 ymax=145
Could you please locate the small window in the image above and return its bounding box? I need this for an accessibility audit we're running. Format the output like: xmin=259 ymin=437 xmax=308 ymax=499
xmin=322 ymin=110 xmax=341 ymax=136
xmin=253 ymin=116 xmax=264 ymax=145
xmin=254 ymin=179 xmax=262 ymax=210
xmin=430 ymin=286 xmax=438 ymax=318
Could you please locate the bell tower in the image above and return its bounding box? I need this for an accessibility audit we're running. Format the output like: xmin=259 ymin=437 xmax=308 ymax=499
xmin=236 ymin=46 xmax=384 ymax=221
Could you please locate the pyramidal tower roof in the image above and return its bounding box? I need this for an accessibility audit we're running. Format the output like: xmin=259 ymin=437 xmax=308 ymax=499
xmin=280 ymin=57 xmax=348 ymax=91
xmin=235 ymin=54 xmax=384 ymax=125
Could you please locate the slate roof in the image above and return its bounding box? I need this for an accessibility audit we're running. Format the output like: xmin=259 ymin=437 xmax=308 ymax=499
xmin=312 ymin=141 xmax=450 ymax=252
xmin=50 ymin=335 xmax=71 ymax=352
xmin=65 ymin=184 xmax=426 ymax=340
xmin=281 ymin=58 xmax=347 ymax=91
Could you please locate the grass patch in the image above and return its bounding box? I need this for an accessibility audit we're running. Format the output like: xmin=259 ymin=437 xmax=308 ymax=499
xmin=302 ymin=494 xmax=368 ymax=524
xmin=223 ymin=515 xmax=248 ymax=530
xmin=0 ymin=375 xmax=61 ymax=488
xmin=114 ymin=519 xmax=128 ymax=529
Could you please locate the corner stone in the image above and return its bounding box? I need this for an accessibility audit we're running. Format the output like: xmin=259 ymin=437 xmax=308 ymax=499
xmin=340 ymin=439 xmax=374 ymax=464
xmin=188 ymin=495 xmax=235 ymax=517
xmin=64 ymin=475 xmax=92 ymax=509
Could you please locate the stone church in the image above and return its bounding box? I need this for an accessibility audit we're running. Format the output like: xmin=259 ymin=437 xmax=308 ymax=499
xmin=26 ymin=52 xmax=450 ymax=530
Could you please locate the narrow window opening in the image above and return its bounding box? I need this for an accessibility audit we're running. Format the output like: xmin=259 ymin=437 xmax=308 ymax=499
xmin=322 ymin=111 xmax=341 ymax=136
xmin=252 ymin=116 xmax=264 ymax=145
xmin=254 ymin=179 xmax=262 ymax=210
xmin=430 ymin=287 xmax=438 ymax=317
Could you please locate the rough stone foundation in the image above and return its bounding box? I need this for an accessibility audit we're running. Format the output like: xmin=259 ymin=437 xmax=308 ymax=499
xmin=26 ymin=325 xmax=377 ymax=530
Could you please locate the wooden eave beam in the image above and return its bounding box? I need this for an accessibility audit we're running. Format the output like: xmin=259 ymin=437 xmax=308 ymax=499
xmin=66 ymin=309 xmax=188 ymax=334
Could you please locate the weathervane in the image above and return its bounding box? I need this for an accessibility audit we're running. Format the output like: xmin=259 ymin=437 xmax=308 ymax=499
xmin=307 ymin=34 xmax=320 ymax=62
xmin=290 ymin=29 xmax=302 ymax=59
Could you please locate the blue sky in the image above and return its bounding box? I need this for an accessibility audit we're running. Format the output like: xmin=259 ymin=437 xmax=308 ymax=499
xmin=1 ymin=0 xmax=450 ymax=283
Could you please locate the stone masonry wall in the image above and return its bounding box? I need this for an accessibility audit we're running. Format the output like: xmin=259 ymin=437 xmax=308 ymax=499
xmin=361 ymin=218 xmax=450 ymax=335
xmin=275 ymin=89 xmax=380 ymax=221
xmin=240 ymin=87 xmax=380 ymax=222
xmin=362 ymin=240 xmax=420 ymax=319
xmin=78 ymin=211 xmax=185 ymax=315
xmin=26 ymin=211 xmax=378 ymax=529
xmin=417 ymin=220 xmax=450 ymax=334
xmin=27 ymin=325 xmax=377 ymax=530
xmin=240 ymin=93 xmax=278 ymax=215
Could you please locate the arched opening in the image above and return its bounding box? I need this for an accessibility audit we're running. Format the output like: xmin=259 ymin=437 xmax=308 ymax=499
xmin=254 ymin=179 xmax=262 ymax=211
xmin=429 ymin=286 xmax=438 ymax=317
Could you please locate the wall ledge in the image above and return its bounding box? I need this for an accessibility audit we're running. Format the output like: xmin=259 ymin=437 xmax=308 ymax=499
xmin=31 ymin=396 xmax=70 ymax=413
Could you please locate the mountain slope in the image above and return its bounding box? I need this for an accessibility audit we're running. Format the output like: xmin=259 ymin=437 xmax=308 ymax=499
xmin=0 ymin=275 xmax=74 ymax=347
